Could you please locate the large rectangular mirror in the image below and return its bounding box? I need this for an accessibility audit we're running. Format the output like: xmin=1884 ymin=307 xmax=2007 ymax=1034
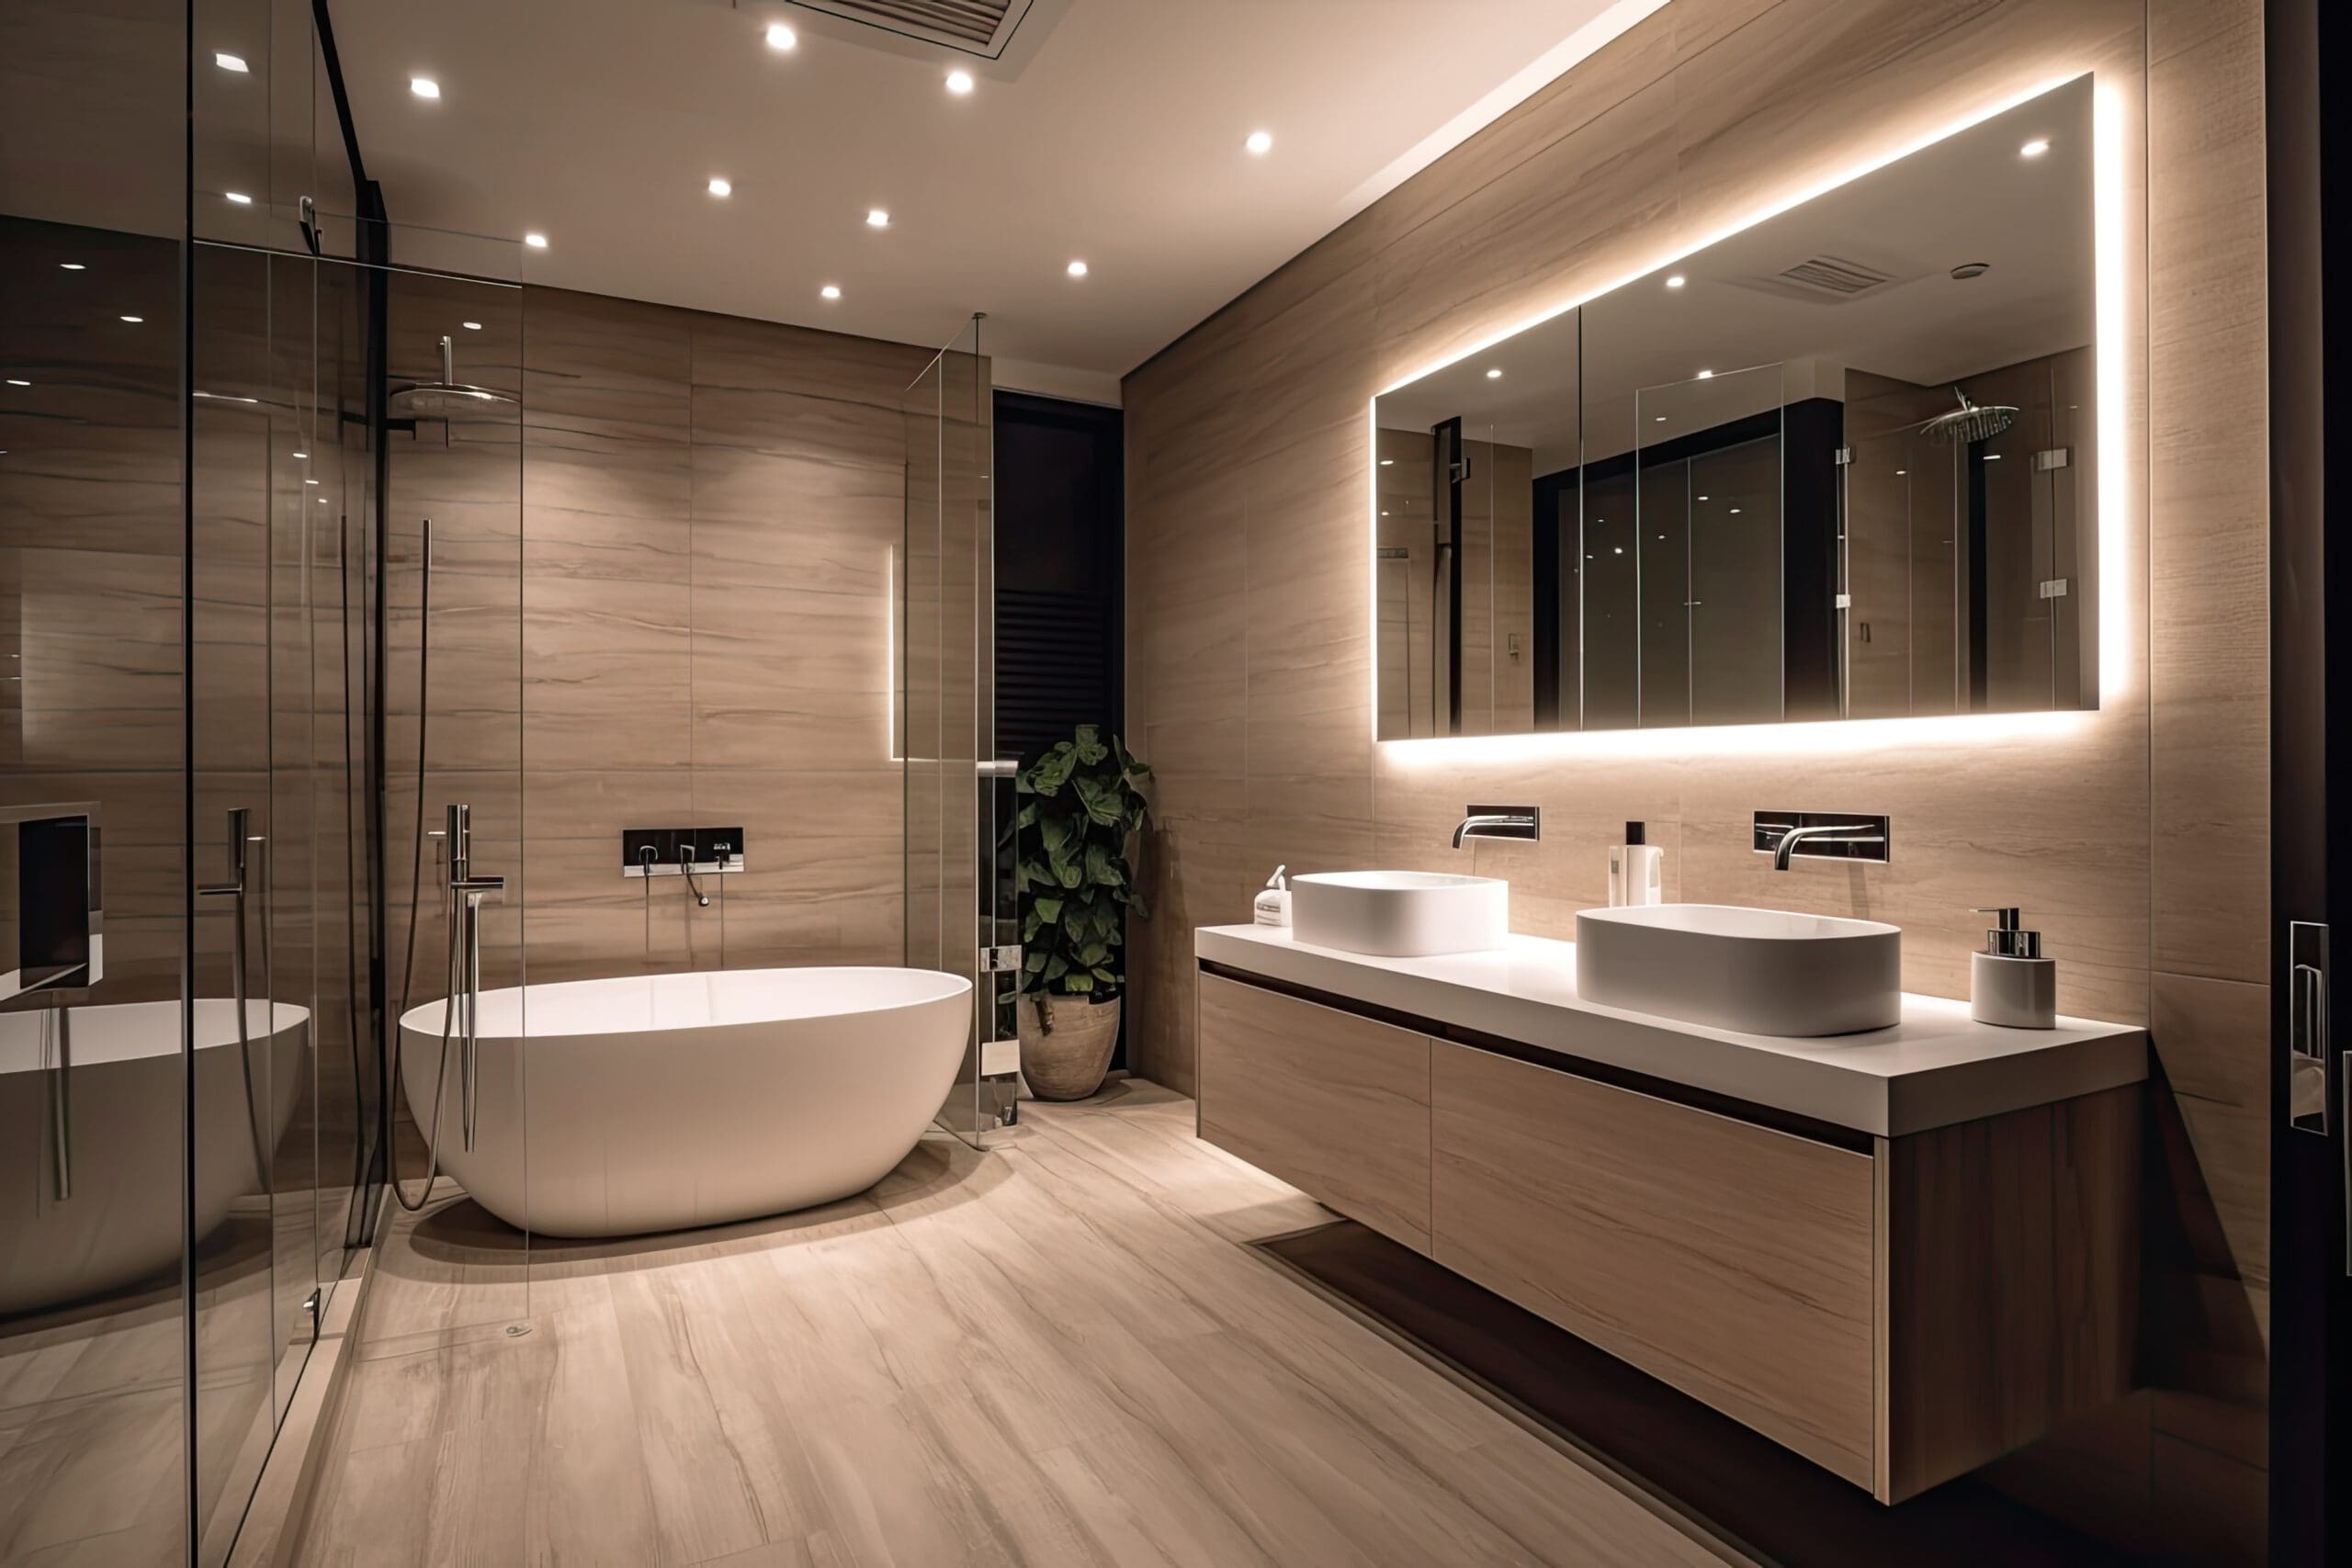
xmin=1375 ymin=73 xmax=2103 ymax=739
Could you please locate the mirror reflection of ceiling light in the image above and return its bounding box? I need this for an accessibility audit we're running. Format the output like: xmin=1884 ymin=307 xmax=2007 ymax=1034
xmin=410 ymin=77 xmax=440 ymax=99
xmin=1246 ymin=130 xmax=1272 ymax=155
xmin=766 ymin=23 xmax=797 ymax=50
xmin=1378 ymin=458 xmax=1394 ymax=466
xmin=225 ymin=191 xmax=253 ymax=205
xmin=215 ymin=52 xmax=248 ymax=72
xmin=946 ymin=70 xmax=975 ymax=95
xmin=462 ymin=321 xmax=481 ymax=330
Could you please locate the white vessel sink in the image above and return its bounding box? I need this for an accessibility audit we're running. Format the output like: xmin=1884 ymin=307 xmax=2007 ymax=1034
xmin=1575 ymin=903 xmax=1901 ymax=1037
xmin=1290 ymin=871 xmax=1510 ymax=957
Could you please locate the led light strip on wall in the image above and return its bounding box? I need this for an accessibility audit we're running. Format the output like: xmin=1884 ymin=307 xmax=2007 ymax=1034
xmin=1371 ymin=71 xmax=2133 ymax=761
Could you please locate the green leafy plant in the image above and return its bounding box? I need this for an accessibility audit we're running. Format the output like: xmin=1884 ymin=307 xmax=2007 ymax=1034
xmin=1016 ymin=726 xmax=1151 ymax=1032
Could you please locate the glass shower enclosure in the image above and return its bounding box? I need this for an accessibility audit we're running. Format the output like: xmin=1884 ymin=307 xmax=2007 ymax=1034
xmin=903 ymin=314 xmax=1017 ymax=1145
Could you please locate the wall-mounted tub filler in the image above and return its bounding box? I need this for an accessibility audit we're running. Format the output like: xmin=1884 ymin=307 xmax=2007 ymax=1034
xmin=619 ymin=828 xmax=747 ymax=878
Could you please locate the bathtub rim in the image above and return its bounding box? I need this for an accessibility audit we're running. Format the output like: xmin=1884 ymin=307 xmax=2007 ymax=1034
xmin=396 ymin=964 xmax=976 ymax=1043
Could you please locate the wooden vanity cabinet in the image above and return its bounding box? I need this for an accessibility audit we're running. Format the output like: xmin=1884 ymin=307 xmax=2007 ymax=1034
xmin=1195 ymin=965 xmax=2139 ymax=1505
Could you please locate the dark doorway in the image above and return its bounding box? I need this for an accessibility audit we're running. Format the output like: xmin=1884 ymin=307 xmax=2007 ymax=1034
xmin=993 ymin=390 xmax=1124 ymax=763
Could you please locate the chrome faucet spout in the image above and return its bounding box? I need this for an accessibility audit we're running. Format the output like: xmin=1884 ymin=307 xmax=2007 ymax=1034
xmin=1770 ymin=823 xmax=1871 ymax=870
xmin=1452 ymin=808 xmax=1539 ymax=849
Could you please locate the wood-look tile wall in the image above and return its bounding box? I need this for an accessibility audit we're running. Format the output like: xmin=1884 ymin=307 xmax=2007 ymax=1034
xmin=1124 ymin=0 xmax=2268 ymax=1554
xmin=386 ymin=281 xmax=940 ymax=988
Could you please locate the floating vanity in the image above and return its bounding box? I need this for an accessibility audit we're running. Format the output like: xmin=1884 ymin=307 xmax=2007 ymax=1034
xmin=1193 ymin=920 xmax=2147 ymax=1505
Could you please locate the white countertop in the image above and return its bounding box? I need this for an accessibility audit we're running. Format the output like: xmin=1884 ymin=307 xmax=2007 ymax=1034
xmin=1195 ymin=924 xmax=2146 ymax=1137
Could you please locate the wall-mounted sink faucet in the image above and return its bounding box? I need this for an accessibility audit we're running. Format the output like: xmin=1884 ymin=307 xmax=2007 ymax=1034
xmin=1453 ymin=805 xmax=1540 ymax=849
xmin=1754 ymin=810 xmax=1892 ymax=870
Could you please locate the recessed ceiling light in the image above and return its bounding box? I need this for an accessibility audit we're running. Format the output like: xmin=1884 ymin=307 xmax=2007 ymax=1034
xmin=119 ymin=314 xmax=142 ymax=323
xmin=1654 ymin=415 xmax=1667 ymax=423
xmin=214 ymin=51 xmax=248 ymax=73
xmin=707 ymin=177 xmax=733 ymax=197
xmin=1665 ymin=274 xmax=1686 ymax=288
xmin=1729 ymin=507 xmax=1743 ymax=513
xmin=1984 ymin=452 xmax=2003 ymax=460
xmin=820 ymin=284 xmax=842 ymax=300
xmin=1696 ymin=494 xmax=1709 ymax=501
xmin=59 ymin=262 xmax=85 ymax=270
xmin=305 ymin=477 xmax=320 ymax=485
xmin=1245 ymin=130 xmax=1272 ymax=155
xmin=1485 ymin=367 xmax=1503 ymax=379
xmin=1895 ymin=468 xmax=1907 ymax=476
xmin=525 ymin=232 xmax=548 ymax=248
xmin=410 ymin=76 xmax=440 ymax=99
xmin=765 ymin=22 xmax=797 ymax=50
xmin=461 ymin=321 xmax=481 ymax=330
xmin=5 ymin=378 xmax=28 ymax=387
xmin=1614 ymin=547 xmax=1623 ymax=555
xmin=1696 ymin=368 xmax=1713 ymax=379
xmin=1378 ymin=458 xmax=1394 ymax=467
xmin=1066 ymin=259 xmax=1088 ymax=277
xmin=2020 ymin=138 xmax=2050 ymax=158
xmin=318 ymin=496 xmax=328 ymax=504
xmin=945 ymin=69 xmax=974 ymax=95
xmin=225 ymin=191 xmax=253 ymax=205
xmin=866 ymin=209 xmax=889 ymax=228
xmin=291 ymin=450 xmax=308 ymax=459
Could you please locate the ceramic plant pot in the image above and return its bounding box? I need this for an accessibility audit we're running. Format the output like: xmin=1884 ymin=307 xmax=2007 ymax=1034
xmin=1018 ymin=994 xmax=1121 ymax=1101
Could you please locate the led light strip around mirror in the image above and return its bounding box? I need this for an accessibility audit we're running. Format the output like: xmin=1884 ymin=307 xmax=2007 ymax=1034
xmin=1370 ymin=71 xmax=2132 ymax=761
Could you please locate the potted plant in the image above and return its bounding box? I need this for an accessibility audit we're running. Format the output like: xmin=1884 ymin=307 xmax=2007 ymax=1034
xmin=1014 ymin=725 xmax=1150 ymax=1100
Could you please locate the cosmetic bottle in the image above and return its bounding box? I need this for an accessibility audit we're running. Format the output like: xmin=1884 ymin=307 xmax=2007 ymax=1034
xmin=1254 ymin=865 xmax=1292 ymax=927
xmin=1970 ymin=906 xmax=2055 ymax=1029
xmin=1608 ymin=823 xmax=1664 ymax=908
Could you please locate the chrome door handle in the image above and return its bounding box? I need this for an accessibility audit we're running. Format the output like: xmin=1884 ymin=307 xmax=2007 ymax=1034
xmin=45 ymin=1009 xmax=72 ymax=1201
xmin=198 ymin=807 xmax=273 ymax=1185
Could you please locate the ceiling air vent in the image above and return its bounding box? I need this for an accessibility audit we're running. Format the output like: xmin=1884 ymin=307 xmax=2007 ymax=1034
xmin=788 ymin=0 xmax=1033 ymax=58
xmin=1775 ymin=254 xmax=1895 ymax=297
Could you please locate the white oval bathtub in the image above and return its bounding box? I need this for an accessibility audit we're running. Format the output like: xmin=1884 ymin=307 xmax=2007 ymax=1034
xmin=397 ymin=966 xmax=972 ymax=1238
xmin=1 ymin=998 xmax=308 ymax=1316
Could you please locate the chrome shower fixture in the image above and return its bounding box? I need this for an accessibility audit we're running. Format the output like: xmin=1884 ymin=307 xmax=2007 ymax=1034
xmin=1917 ymin=384 xmax=2019 ymax=445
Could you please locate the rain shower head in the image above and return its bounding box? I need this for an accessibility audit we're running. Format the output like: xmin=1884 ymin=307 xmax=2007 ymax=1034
xmin=1917 ymin=384 xmax=2018 ymax=445
xmin=389 ymin=333 xmax=514 ymax=419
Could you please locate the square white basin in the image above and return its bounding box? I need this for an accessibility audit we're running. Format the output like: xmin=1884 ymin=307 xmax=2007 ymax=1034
xmin=1575 ymin=903 xmax=1901 ymax=1037
xmin=1290 ymin=871 xmax=1509 ymax=957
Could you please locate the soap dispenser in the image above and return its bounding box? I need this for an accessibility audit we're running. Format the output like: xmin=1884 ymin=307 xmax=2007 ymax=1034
xmin=1970 ymin=907 xmax=2055 ymax=1029
xmin=1254 ymin=865 xmax=1292 ymax=927
xmin=1608 ymin=823 xmax=1664 ymax=908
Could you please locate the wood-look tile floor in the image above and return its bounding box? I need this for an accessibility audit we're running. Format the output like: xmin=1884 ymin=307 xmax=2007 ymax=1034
xmin=296 ymin=1083 xmax=1740 ymax=1567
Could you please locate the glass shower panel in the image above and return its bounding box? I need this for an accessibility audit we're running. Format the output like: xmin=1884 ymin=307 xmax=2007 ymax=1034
xmin=1 ymin=199 xmax=190 ymax=1568
xmin=905 ymin=317 xmax=1007 ymax=1145
xmin=376 ymin=235 xmax=530 ymax=1337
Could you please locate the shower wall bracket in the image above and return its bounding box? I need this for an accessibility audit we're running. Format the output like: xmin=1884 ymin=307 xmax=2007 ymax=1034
xmin=620 ymin=827 xmax=747 ymax=877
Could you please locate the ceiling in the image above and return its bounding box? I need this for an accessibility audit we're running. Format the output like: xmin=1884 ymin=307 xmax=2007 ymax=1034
xmin=321 ymin=0 xmax=1663 ymax=399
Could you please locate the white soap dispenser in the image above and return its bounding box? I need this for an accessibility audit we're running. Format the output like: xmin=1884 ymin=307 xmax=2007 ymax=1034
xmin=1970 ymin=906 xmax=2055 ymax=1029
xmin=1608 ymin=822 xmax=1664 ymax=908
xmin=1254 ymin=865 xmax=1292 ymax=927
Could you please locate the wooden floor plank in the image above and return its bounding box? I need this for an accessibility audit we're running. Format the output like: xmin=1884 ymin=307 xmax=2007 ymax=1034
xmin=298 ymin=1083 xmax=1735 ymax=1567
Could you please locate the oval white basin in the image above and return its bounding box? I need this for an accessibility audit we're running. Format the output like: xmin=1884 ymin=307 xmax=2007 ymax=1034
xmin=1291 ymin=871 xmax=1510 ymax=957
xmin=1576 ymin=903 xmax=1901 ymax=1037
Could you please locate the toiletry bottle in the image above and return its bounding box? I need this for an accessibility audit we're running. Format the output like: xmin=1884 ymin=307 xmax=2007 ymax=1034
xmin=1608 ymin=823 xmax=1664 ymax=908
xmin=1254 ymin=865 xmax=1292 ymax=927
xmin=1970 ymin=906 xmax=2055 ymax=1028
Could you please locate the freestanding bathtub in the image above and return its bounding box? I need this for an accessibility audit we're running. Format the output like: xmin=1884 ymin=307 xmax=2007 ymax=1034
xmin=1 ymin=998 xmax=308 ymax=1315
xmin=397 ymin=966 xmax=972 ymax=1237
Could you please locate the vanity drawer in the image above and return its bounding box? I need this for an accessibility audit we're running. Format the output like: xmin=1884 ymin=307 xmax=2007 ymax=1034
xmin=1429 ymin=1039 xmax=1877 ymax=1488
xmin=1197 ymin=972 xmax=1431 ymax=1252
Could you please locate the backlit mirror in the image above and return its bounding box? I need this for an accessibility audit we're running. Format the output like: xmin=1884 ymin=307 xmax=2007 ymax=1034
xmin=1374 ymin=73 xmax=2101 ymax=739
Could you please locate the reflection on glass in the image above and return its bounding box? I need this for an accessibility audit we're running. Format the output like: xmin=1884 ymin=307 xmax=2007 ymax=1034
xmin=1372 ymin=73 xmax=2105 ymax=737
